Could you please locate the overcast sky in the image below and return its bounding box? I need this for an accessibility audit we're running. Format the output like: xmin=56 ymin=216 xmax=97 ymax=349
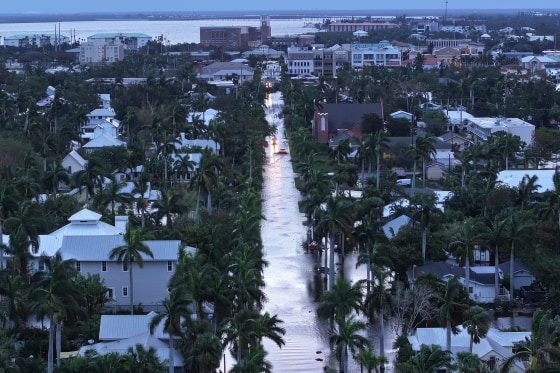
xmin=2 ymin=1 xmax=558 ymax=14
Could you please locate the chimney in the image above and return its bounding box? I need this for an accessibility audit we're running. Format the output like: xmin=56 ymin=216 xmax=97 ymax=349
xmin=115 ymin=215 xmax=129 ymax=232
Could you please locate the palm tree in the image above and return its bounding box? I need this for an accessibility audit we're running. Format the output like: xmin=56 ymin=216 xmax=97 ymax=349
xmin=190 ymin=149 xmax=222 ymax=215
xmin=435 ymin=276 xmax=468 ymax=352
xmin=491 ymin=131 xmax=522 ymax=171
xmin=505 ymin=210 xmax=532 ymax=299
xmin=449 ymin=217 xmax=487 ymax=299
xmin=172 ymin=153 xmax=196 ymax=182
xmin=363 ymin=267 xmax=393 ymax=368
xmin=317 ymin=276 xmax=363 ymax=328
xmin=407 ymin=344 xmax=453 ymax=373
xmin=517 ymin=173 xmax=541 ymax=211
xmin=499 ymin=309 xmax=560 ymax=373
xmin=330 ymin=315 xmax=370 ymax=373
xmin=155 ymin=133 xmax=181 ymax=186
xmin=0 ymin=270 xmax=24 ymax=329
xmin=369 ymin=131 xmax=390 ymax=189
xmin=356 ymin=345 xmax=387 ymax=373
xmin=409 ymin=193 xmax=439 ymax=264
xmin=4 ymin=200 xmax=44 ymax=254
xmin=42 ymin=161 xmax=71 ymax=195
xmin=125 ymin=344 xmax=167 ymax=373
xmin=150 ymin=188 xmax=192 ymax=229
xmin=484 ymin=215 xmax=508 ymax=299
xmin=315 ymin=197 xmax=354 ymax=289
xmin=72 ymin=157 xmax=106 ymax=205
xmin=230 ymin=347 xmax=272 ymax=373
xmin=108 ymin=224 xmax=154 ymax=314
xmin=149 ymin=288 xmax=192 ymax=373
xmin=0 ymin=183 xmax=20 ymax=270
xmin=93 ymin=175 xmax=133 ymax=217
xmin=462 ymin=305 xmax=490 ymax=353
xmin=29 ymin=253 xmax=84 ymax=373
xmin=408 ymin=136 xmax=436 ymax=192
xmin=455 ymin=351 xmax=484 ymax=373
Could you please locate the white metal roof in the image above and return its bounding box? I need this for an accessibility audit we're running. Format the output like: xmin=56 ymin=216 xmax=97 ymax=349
xmin=497 ymin=169 xmax=556 ymax=194
xmin=59 ymin=235 xmax=184 ymax=262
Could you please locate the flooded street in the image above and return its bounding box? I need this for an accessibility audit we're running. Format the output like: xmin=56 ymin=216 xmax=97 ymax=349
xmin=257 ymin=92 xmax=531 ymax=372
xmin=260 ymin=92 xmax=385 ymax=372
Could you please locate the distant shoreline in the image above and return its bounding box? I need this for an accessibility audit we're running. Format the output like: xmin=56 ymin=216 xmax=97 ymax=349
xmin=0 ymin=8 xmax=549 ymax=24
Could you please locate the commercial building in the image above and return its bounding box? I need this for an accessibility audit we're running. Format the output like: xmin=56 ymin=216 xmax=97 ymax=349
xmin=86 ymin=33 xmax=152 ymax=50
xmin=3 ymin=33 xmax=69 ymax=47
xmin=200 ymin=15 xmax=271 ymax=47
xmin=464 ymin=117 xmax=535 ymax=145
xmin=327 ymin=22 xmax=399 ymax=32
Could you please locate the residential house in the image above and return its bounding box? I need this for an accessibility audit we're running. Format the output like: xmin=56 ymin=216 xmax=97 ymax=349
xmin=59 ymin=235 xmax=191 ymax=312
xmin=445 ymin=110 xmax=475 ymax=131
xmin=82 ymin=133 xmax=126 ymax=153
xmin=499 ymin=260 xmax=536 ymax=291
xmin=500 ymin=63 xmax=530 ymax=76
xmin=437 ymin=132 xmax=472 ymax=152
xmin=79 ymin=312 xmax=183 ymax=372
xmin=61 ymin=150 xmax=87 ymax=176
xmin=390 ymin=110 xmax=414 ymax=122
xmin=82 ymin=107 xmax=121 ymax=141
xmin=408 ymin=326 xmax=529 ymax=372
xmin=408 ymin=262 xmax=510 ymax=303
xmin=313 ymin=103 xmax=384 ymax=143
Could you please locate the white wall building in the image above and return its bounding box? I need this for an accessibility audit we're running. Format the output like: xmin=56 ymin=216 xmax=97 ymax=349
xmin=464 ymin=117 xmax=535 ymax=145
xmin=79 ymin=42 xmax=125 ymax=64
xmin=86 ymin=33 xmax=152 ymax=50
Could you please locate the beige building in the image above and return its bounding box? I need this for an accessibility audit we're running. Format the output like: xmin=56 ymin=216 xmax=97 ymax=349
xmin=79 ymin=42 xmax=125 ymax=64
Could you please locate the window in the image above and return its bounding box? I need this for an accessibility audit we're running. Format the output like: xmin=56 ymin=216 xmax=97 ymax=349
xmin=488 ymin=356 xmax=496 ymax=370
xmin=76 ymin=261 xmax=81 ymax=272
xmin=38 ymin=260 xmax=45 ymax=272
xmin=122 ymin=262 xmax=128 ymax=272
xmin=469 ymin=286 xmax=474 ymax=293
xmin=122 ymin=287 xmax=128 ymax=297
xmin=107 ymin=288 xmax=115 ymax=299
xmin=167 ymin=261 xmax=173 ymax=272
xmin=101 ymin=261 xmax=107 ymax=272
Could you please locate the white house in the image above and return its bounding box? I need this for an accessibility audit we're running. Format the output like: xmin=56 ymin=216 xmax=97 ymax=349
xmin=79 ymin=312 xmax=183 ymax=372
xmin=390 ymin=110 xmax=414 ymax=122
xmin=61 ymin=150 xmax=87 ymax=175
xmin=408 ymin=326 xmax=529 ymax=372
xmin=464 ymin=117 xmax=535 ymax=146
xmin=408 ymin=262 xmax=510 ymax=303
xmin=82 ymin=133 xmax=126 ymax=153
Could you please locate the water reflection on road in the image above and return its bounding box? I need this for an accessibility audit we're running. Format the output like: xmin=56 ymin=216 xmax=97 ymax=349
xmin=261 ymin=92 xmax=373 ymax=372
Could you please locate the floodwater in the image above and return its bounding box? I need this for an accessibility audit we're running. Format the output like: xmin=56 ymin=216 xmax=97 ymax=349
xmin=259 ymin=92 xmax=394 ymax=372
